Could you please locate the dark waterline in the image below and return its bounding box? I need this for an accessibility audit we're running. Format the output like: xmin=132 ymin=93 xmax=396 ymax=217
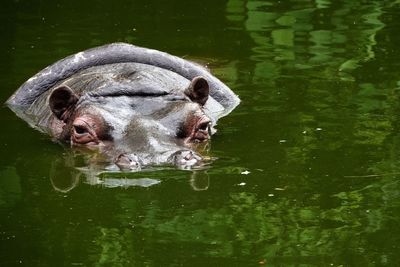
xmin=1 ymin=0 xmax=400 ymax=266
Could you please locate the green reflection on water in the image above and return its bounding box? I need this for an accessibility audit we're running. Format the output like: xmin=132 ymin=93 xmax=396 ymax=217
xmin=1 ymin=0 xmax=400 ymax=266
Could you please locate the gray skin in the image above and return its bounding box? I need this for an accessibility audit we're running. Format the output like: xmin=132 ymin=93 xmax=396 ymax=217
xmin=7 ymin=43 xmax=239 ymax=169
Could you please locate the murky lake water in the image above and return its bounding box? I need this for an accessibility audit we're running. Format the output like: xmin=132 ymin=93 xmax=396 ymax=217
xmin=1 ymin=0 xmax=400 ymax=266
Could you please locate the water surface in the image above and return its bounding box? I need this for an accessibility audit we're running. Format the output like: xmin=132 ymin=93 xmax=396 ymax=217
xmin=1 ymin=0 xmax=400 ymax=266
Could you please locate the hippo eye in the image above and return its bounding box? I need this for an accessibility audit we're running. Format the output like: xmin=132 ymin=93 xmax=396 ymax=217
xmin=71 ymin=123 xmax=98 ymax=145
xmin=192 ymin=119 xmax=211 ymax=142
xmin=198 ymin=121 xmax=210 ymax=131
xmin=74 ymin=125 xmax=87 ymax=135
xmin=70 ymin=116 xmax=102 ymax=145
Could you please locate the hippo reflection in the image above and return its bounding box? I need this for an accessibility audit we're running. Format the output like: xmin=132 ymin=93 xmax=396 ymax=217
xmin=7 ymin=43 xmax=239 ymax=169
xmin=49 ymin=150 xmax=210 ymax=192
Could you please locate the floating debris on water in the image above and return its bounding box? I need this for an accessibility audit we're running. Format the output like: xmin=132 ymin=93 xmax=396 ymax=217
xmin=274 ymin=187 xmax=286 ymax=191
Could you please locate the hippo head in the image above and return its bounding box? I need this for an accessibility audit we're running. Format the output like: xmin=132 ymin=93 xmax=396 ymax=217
xmin=7 ymin=43 xmax=239 ymax=172
xmin=48 ymin=75 xmax=213 ymax=170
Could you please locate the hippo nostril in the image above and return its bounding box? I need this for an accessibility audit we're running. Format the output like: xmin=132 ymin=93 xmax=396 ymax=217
xmin=115 ymin=153 xmax=141 ymax=170
xmin=170 ymin=150 xmax=202 ymax=168
xmin=184 ymin=152 xmax=193 ymax=161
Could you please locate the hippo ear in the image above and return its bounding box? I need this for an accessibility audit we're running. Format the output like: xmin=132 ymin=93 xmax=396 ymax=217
xmin=184 ymin=76 xmax=209 ymax=106
xmin=49 ymin=85 xmax=78 ymax=121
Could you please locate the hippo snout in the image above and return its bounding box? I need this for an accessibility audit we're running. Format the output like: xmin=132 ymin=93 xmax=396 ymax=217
xmin=114 ymin=150 xmax=202 ymax=170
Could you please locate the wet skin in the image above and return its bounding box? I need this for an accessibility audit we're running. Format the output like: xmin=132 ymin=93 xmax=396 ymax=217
xmin=7 ymin=44 xmax=239 ymax=170
xmin=19 ymin=63 xmax=220 ymax=169
xmin=59 ymin=92 xmax=212 ymax=169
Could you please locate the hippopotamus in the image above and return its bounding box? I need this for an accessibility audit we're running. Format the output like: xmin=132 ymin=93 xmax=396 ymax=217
xmin=7 ymin=43 xmax=239 ymax=169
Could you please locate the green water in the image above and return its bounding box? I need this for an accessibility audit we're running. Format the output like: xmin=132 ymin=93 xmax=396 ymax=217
xmin=2 ymin=0 xmax=400 ymax=266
